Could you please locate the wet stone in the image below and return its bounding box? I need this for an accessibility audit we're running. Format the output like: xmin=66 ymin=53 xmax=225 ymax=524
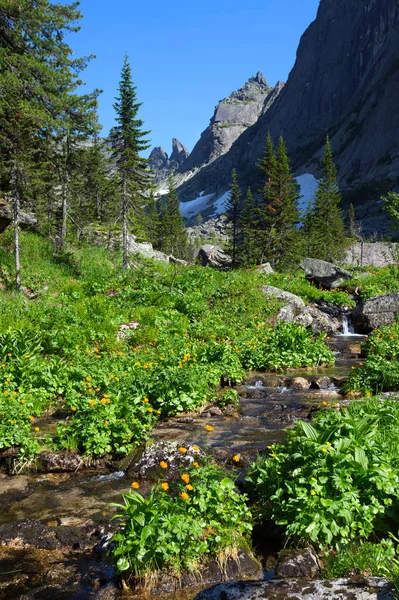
xmin=193 ymin=577 xmax=394 ymax=600
xmin=290 ymin=377 xmax=310 ymax=390
xmin=127 ymin=440 xmax=204 ymax=481
xmin=310 ymin=376 xmax=333 ymax=390
xmin=275 ymin=548 xmax=320 ymax=579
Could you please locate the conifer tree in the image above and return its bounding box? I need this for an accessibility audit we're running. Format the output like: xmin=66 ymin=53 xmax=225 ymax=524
xmin=347 ymin=202 xmax=358 ymax=238
xmin=162 ymin=174 xmax=187 ymax=258
xmin=0 ymin=0 xmax=99 ymax=282
xmin=257 ymin=135 xmax=300 ymax=269
xmin=145 ymin=190 xmax=161 ymax=247
xmin=225 ymin=169 xmax=241 ymax=268
xmin=240 ymin=188 xmax=257 ymax=266
xmin=109 ymin=54 xmax=151 ymax=270
xmin=312 ymin=136 xmax=346 ymax=262
xmin=302 ymin=200 xmax=315 ymax=258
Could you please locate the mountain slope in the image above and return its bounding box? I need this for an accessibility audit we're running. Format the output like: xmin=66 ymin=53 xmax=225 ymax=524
xmin=177 ymin=0 xmax=399 ymax=232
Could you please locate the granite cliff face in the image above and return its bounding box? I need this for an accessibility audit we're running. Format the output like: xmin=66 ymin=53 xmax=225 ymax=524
xmin=176 ymin=0 xmax=399 ymax=233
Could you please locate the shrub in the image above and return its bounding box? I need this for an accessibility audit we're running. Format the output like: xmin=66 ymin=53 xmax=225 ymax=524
xmin=110 ymin=462 xmax=252 ymax=578
xmin=246 ymin=400 xmax=399 ymax=549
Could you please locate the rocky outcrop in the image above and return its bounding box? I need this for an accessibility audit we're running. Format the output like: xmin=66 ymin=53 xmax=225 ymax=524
xmin=256 ymin=263 xmax=274 ymax=274
xmin=344 ymin=242 xmax=398 ymax=267
xmin=194 ymin=577 xmax=394 ymax=600
xmin=198 ymin=244 xmax=231 ymax=268
xmin=301 ymin=258 xmax=352 ymax=290
xmin=351 ymin=292 xmax=399 ymax=333
xmin=262 ymin=286 xmax=305 ymax=313
xmin=186 ymin=215 xmax=229 ymax=244
xmin=178 ymin=73 xmax=283 ymax=178
xmin=0 ymin=200 xmax=37 ymax=233
xmin=149 ymin=138 xmax=189 ymax=184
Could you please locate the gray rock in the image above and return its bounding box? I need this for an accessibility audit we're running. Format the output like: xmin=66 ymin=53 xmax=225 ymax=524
xmin=262 ymin=285 xmax=305 ymax=311
xmin=290 ymin=377 xmax=310 ymax=390
xmin=0 ymin=200 xmax=37 ymax=233
xmin=130 ymin=548 xmax=263 ymax=595
xmin=149 ymin=138 xmax=189 ymax=184
xmin=276 ymin=548 xmax=320 ymax=579
xmin=351 ymin=292 xmax=399 ymax=333
xmin=127 ymin=440 xmax=203 ymax=481
xmin=194 ymin=577 xmax=394 ymax=600
xmin=198 ymin=243 xmax=231 ymax=268
xmin=344 ymin=242 xmax=398 ymax=268
xmin=311 ymin=376 xmax=333 ymax=390
xmin=256 ymin=262 xmax=274 ymax=274
xmin=295 ymin=305 xmax=342 ymax=335
xmin=301 ymin=258 xmax=352 ymax=290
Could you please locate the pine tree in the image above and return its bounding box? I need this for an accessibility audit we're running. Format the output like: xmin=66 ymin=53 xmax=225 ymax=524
xmin=312 ymin=136 xmax=346 ymax=262
xmin=162 ymin=174 xmax=187 ymax=258
xmin=109 ymin=54 xmax=151 ymax=270
xmin=347 ymin=202 xmax=359 ymax=239
xmin=240 ymin=188 xmax=257 ymax=266
xmin=145 ymin=190 xmax=161 ymax=247
xmin=225 ymin=169 xmax=241 ymax=268
xmin=0 ymin=0 xmax=99 ymax=282
xmin=257 ymin=135 xmax=300 ymax=269
xmin=302 ymin=200 xmax=315 ymax=258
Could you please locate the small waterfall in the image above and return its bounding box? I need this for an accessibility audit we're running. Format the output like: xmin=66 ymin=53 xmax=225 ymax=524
xmin=339 ymin=313 xmax=362 ymax=337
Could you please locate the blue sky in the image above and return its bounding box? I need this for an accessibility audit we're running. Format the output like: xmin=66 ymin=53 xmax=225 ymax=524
xmin=71 ymin=0 xmax=320 ymax=156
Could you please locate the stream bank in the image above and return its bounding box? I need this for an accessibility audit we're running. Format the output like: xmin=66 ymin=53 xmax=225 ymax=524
xmin=1 ymin=333 xmax=384 ymax=600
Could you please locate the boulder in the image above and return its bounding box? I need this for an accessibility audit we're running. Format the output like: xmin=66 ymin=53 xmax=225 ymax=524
xmin=276 ymin=548 xmax=320 ymax=579
xmin=351 ymin=292 xmax=399 ymax=333
xmin=194 ymin=577 xmax=393 ymax=600
xmin=256 ymin=262 xmax=274 ymax=274
xmin=301 ymin=258 xmax=352 ymax=289
xmin=295 ymin=305 xmax=342 ymax=335
xmin=198 ymin=244 xmax=231 ymax=268
xmin=311 ymin=376 xmax=333 ymax=390
xmin=290 ymin=377 xmax=310 ymax=390
xmin=0 ymin=200 xmax=37 ymax=234
xmin=261 ymin=286 xmax=305 ymax=312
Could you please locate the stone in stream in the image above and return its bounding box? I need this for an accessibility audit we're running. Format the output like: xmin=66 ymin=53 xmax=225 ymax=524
xmin=290 ymin=377 xmax=310 ymax=390
xmin=193 ymin=577 xmax=394 ymax=599
xmin=310 ymin=376 xmax=333 ymax=390
xmin=300 ymin=258 xmax=352 ymax=290
xmin=351 ymin=292 xmax=399 ymax=333
xmin=127 ymin=440 xmax=203 ymax=481
xmin=275 ymin=548 xmax=320 ymax=579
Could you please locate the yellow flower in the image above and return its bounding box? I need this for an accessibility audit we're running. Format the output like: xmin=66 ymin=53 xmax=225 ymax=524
xmin=34 ymin=427 xmax=40 ymax=432
xmin=89 ymin=400 xmax=96 ymax=406
xmin=186 ymin=484 xmax=194 ymax=491
xmin=192 ymin=445 xmax=200 ymax=452
xmin=29 ymin=416 xmax=34 ymax=423
xmin=105 ymin=420 xmax=109 ymax=426
xmin=193 ymin=462 xmax=199 ymax=468
xmin=7 ymin=353 xmax=11 ymax=357
xmin=311 ymin=490 xmax=316 ymax=495
xmin=24 ymin=354 xmax=30 ymax=359
xmin=181 ymin=473 xmax=190 ymax=483
xmin=20 ymin=399 xmax=25 ymax=404
xmin=311 ymin=477 xmax=317 ymax=482
xmin=322 ymin=401 xmax=328 ymax=406
xmin=71 ymin=407 xmax=77 ymax=412
xmin=143 ymin=398 xmax=149 ymax=403
xmin=322 ymin=447 xmax=328 ymax=453
xmin=147 ymin=407 xmax=154 ymax=413
xmin=86 ymin=376 xmax=91 ymax=381
xmin=160 ymin=461 xmax=168 ymax=469
xmin=131 ymin=481 xmax=140 ymax=489
xmin=101 ymin=398 xmax=107 ymax=405
xmin=205 ymin=425 xmax=214 ymax=432
xmin=232 ymin=454 xmax=241 ymax=463
xmin=156 ymin=409 xmax=161 ymax=414
xmin=181 ymin=492 xmax=189 ymax=501
xmin=161 ymin=482 xmax=169 ymax=491
xmin=135 ymin=362 xmax=141 ymax=367
xmin=178 ymin=446 xmax=187 ymax=453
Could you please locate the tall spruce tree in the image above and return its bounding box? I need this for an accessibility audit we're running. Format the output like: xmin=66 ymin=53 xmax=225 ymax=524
xmin=109 ymin=54 xmax=151 ymax=270
xmin=312 ymin=136 xmax=346 ymax=262
xmin=240 ymin=188 xmax=257 ymax=266
xmin=225 ymin=169 xmax=241 ymax=268
xmin=258 ymin=135 xmax=300 ymax=269
xmin=162 ymin=174 xmax=187 ymax=258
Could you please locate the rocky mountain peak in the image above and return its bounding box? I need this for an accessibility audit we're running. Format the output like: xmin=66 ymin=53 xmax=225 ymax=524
xmin=170 ymin=138 xmax=190 ymax=164
xmin=149 ymin=139 xmax=190 ymax=184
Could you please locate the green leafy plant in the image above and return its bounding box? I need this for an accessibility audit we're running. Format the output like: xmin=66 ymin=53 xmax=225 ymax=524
xmin=110 ymin=462 xmax=252 ymax=579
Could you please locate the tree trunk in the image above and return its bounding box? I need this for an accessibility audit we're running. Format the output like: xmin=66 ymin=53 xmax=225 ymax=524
xmin=122 ymin=178 xmax=128 ymax=271
xmin=11 ymin=159 xmax=21 ymax=292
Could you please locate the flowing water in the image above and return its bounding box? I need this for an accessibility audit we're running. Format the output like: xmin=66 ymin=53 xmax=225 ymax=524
xmin=0 ymin=335 xmax=366 ymax=600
